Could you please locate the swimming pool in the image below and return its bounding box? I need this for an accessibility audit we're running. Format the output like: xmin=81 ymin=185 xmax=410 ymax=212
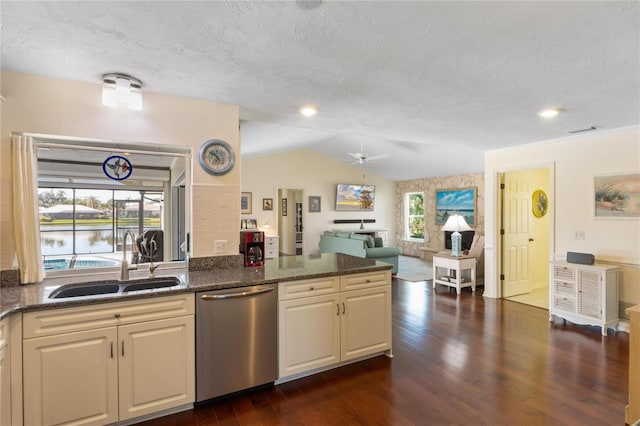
xmin=44 ymin=258 xmax=120 ymax=270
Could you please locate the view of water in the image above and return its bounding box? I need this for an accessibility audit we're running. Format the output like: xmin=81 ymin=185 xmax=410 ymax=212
xmin=40 ymin=225 xmax=136 ymax=256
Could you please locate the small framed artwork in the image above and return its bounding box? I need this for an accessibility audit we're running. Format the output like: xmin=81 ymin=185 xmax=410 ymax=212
xmin=435 ymin=187 xmax=476 ymax=225
xmin=241 ymin=218 xmax=258 ymax=229
xmin=309 ymin=196 xmax=321 ymax=213
xmin=241 ymin=192 xmax=252 ymax=214
xmin=594 ymin=172 xmax=640 ymax=218
xmin=282 ymin=198 xmax=288 ymax=216
xmin=262 ymin=198 xmax=273 ymax=211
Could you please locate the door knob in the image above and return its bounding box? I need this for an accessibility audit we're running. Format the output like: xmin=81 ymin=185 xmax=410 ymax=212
xmin=529 ymin=238 xmax=534 ymax=242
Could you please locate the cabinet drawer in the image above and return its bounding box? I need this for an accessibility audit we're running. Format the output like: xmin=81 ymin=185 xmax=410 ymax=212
xmin=265 ymin=237 xmax=278 ymax=248
xmin=554 ymin=295 xmax=576 ymax=312
xmin=340 ymin=270 xmax=391 ymax=292
xmin=554 ymin=265 xmax=575 ymax=281
xmin=23 ymin=294 xmax=195 ymax=339
xmin=554 ymin=280 xmax=575 ymax=296
xmin=279 ymin=277 xmax=340 ymax=301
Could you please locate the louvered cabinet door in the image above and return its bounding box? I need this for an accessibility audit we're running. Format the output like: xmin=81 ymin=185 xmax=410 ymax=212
xmin=577 ymin=270 xmax=603 ymax=319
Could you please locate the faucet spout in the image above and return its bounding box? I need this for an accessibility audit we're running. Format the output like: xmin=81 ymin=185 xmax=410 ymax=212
xmin=121 ymin=230 xmax=138 ymax=281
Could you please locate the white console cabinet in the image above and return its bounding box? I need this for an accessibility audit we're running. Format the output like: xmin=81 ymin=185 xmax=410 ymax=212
xmin=549 ymin=261 xmax=619 ymax=336
xmin=265 ymin=236 xmax=279 ymax=259
xmin=22 ymin=294 xmax=195 ymax=426
xmin=278 ymin=270 xmax=392 ymax=379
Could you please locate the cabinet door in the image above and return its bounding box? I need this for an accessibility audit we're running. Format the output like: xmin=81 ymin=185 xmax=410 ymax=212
xmin=118 ymin=315 xmax=195 ymax=421
xmin=578 ymin=270 xmax=602 ymax=319
xmin=341 ymin=286 xmax=392 ymax=361
xmin=23 ymin=327 xmax=118 ymax=426
xmin=0 ymin=345 xmax=9 ymax=426
xmin=279 ymin=294 xmax=340 ymax=378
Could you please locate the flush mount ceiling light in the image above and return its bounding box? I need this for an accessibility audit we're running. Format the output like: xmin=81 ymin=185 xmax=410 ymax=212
xmin=299 ymin=106 xmax=317 ymax=117
xmin=538 ymin=108 xmax=562 ymax=118
xmin=102 ymin=73 xmax=143 ymax=110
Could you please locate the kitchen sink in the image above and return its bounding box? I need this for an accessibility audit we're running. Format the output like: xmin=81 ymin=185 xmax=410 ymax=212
xmin=121 ymin=277 xmax=181 ymax=292
xmin=49 ymin=282 xmax=122 ymax=298
xmin=48 ymin=276 xmax=182 ymax=299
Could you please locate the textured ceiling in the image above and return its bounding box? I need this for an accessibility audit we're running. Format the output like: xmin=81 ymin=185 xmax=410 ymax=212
xmin=2 ymin=1 xmax=639 ymax=181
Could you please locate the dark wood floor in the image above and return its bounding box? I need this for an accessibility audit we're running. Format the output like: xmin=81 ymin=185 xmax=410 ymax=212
xmin=138 ymin=279 xmax=629 ymax=425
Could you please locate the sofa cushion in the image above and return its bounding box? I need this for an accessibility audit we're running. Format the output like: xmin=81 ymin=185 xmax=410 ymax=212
xmin=335 ymin=231 xmax=351 ymax=238
xmin=323 ymin=231 xmax=338 ymax=237
xmin=365 ymin=246 xmax=401 ymax=257
xmin=349 ymin=233 xmax=375 ymax=248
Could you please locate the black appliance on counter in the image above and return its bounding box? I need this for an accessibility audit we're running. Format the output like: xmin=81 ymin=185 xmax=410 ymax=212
xmin=240 ymin=230 xmax=265 ymax=266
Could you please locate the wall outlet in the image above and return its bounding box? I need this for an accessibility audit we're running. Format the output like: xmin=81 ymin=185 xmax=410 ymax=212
xmin=214 ymin=240 xmax=227 ymax=253
xmin=574 ymin=230 xmax=586 ymax=240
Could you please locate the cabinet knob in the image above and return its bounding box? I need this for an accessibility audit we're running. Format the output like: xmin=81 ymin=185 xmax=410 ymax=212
xmin=114 ymin=313 xmax=121 ymax=318
xmin=309 ymin=286 xmax=314 ymax=291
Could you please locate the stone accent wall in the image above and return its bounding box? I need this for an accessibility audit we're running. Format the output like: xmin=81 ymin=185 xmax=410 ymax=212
xmin=395 ymin=173 xmax=485 ymax=258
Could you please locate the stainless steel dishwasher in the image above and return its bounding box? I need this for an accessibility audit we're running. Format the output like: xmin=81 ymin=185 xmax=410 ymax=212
xmin=196 ymin=284 xmax=278 ymax=402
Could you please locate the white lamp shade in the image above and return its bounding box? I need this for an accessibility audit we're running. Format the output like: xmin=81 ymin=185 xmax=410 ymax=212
xmin=440 ymin=214 xmax=472 ymax=232
xmin=102 ymin=73 xmax=143 ymax=110
xmin=128 ymin=85 xmax=143 ymax=110
xmin=101 ymin=80 xmax=117 ymax=107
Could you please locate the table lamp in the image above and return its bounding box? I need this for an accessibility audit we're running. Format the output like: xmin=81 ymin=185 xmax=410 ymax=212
xmin=441 ymin=214 xmax=472 ymax=257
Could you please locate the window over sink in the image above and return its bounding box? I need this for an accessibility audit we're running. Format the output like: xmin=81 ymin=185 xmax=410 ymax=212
xmin=36 ymin=136 xmax=190 ymax=275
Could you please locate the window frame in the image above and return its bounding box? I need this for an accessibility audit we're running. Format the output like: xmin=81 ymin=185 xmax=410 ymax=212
xmin=404 ymin=191 xmax=425 ymax=242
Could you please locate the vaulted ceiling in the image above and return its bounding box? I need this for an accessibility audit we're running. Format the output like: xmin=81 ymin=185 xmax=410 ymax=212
xmin=2 ymin=1 xmax=639 ymax=181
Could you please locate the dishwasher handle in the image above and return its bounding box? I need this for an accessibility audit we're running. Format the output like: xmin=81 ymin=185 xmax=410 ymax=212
xmin=200 ymin=286 xmax=274 ymax=300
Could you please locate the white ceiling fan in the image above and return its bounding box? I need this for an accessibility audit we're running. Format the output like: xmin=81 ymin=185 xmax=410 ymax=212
xmin=348 ymin=141 xmax=389 ymax=165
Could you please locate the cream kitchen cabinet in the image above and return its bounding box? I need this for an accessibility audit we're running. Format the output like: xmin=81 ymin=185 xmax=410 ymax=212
xmin=549 ymin=261 xmax=619 ymax=336
xmin=0 ymin=316 xmax=10 ymax=426
xmin=23 ymin=294 xmax=195 ymax=426
xmin=278 ymin=270 xmax=392 ymax=379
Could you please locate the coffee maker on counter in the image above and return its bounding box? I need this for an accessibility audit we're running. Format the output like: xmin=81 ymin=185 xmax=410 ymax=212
xmin=240 ymin=230 xmax=265 ymax=267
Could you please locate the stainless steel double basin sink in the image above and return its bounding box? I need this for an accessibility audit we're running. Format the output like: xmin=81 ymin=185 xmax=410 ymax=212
xmin=48 ymin=276 xmax=182 ymax=299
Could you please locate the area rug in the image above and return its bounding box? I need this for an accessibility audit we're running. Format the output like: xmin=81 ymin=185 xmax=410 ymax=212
xmin=396 ymin=255 xmax=434 ymax=282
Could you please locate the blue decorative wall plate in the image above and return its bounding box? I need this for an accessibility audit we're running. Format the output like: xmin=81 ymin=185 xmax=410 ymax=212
xmin=103 ymin=155 xmax=133 ymax=181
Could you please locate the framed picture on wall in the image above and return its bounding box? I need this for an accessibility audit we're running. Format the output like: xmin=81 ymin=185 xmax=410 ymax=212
xmin=282 ymin=198 xmax=288 ymax=216
xmin=435 ymin=187 xmax=476 ymax=225
xmin=263 ymin=198 xmax=273 ymax=211
xmin=241 ymin=192 xmax=252 ymax=214
xmin=308 ymin=196 xmax=321 ymax=213
xmin=594 ymin=172 xmax=640 ymax=218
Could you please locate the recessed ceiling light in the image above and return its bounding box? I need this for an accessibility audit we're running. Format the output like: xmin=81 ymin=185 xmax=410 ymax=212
xmin=299 ymin=106 xmax=317 ymax=117
xmin=538 ymin=108 xmax=561 ymax=118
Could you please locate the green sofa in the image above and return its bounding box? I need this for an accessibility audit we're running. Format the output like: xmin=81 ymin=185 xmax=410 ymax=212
xmin=319 ymin=231 xmax=401 ymax=274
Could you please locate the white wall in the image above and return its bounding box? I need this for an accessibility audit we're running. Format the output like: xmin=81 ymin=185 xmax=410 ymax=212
xmin=242 ymin=150 xmax=396 ymax=255
xmin=484 ymin=126 xmax=640 ymax=304
xmin=1 ymin=71 xmax=240 ymax=272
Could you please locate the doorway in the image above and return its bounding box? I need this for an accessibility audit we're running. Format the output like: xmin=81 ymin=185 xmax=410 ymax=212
xmin=500 ymin=167 xmax=551 ymax=309
xmin=278 ymin=188 xmax=303 ymax=256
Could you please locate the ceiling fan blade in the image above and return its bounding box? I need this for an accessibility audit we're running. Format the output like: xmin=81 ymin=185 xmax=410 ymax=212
xmin=348 ymin=152 xmax=361 ymax=159
xmin=364 ymin=153 xmax=389 ymax=161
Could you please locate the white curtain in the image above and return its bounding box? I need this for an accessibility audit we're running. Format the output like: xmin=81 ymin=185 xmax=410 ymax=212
xmin=12 ymin=135 xmax=45 ymax=283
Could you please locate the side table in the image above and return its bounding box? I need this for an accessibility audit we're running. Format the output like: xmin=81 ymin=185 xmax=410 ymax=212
xmin=432 ymin=254 xmax=476 ymax=295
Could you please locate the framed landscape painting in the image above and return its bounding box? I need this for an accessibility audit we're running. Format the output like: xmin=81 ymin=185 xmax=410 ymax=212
xmin=594 ymin=172 xmax=640 ymax=218
xmin=435 ymin=187 xmax=476 ymax=225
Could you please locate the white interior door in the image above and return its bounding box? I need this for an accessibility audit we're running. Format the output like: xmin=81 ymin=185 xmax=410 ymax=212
xmin=502 ymin=171 xmax=533 ymax=297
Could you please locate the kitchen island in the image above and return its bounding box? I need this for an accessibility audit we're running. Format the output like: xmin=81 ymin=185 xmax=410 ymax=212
xmin=0 ymin=253 xmax=391 ymax=318
xmin=0 ymin=253 xmax=392 ymax=426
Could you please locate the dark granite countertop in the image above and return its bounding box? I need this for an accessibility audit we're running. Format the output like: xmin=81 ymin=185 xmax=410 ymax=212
xmin=0 ymin=253 xmax=391 ymax=319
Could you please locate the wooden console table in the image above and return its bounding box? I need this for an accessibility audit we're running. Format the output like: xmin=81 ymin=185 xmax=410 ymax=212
xmin=432 ymin=254 xmax=476 ymax=295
